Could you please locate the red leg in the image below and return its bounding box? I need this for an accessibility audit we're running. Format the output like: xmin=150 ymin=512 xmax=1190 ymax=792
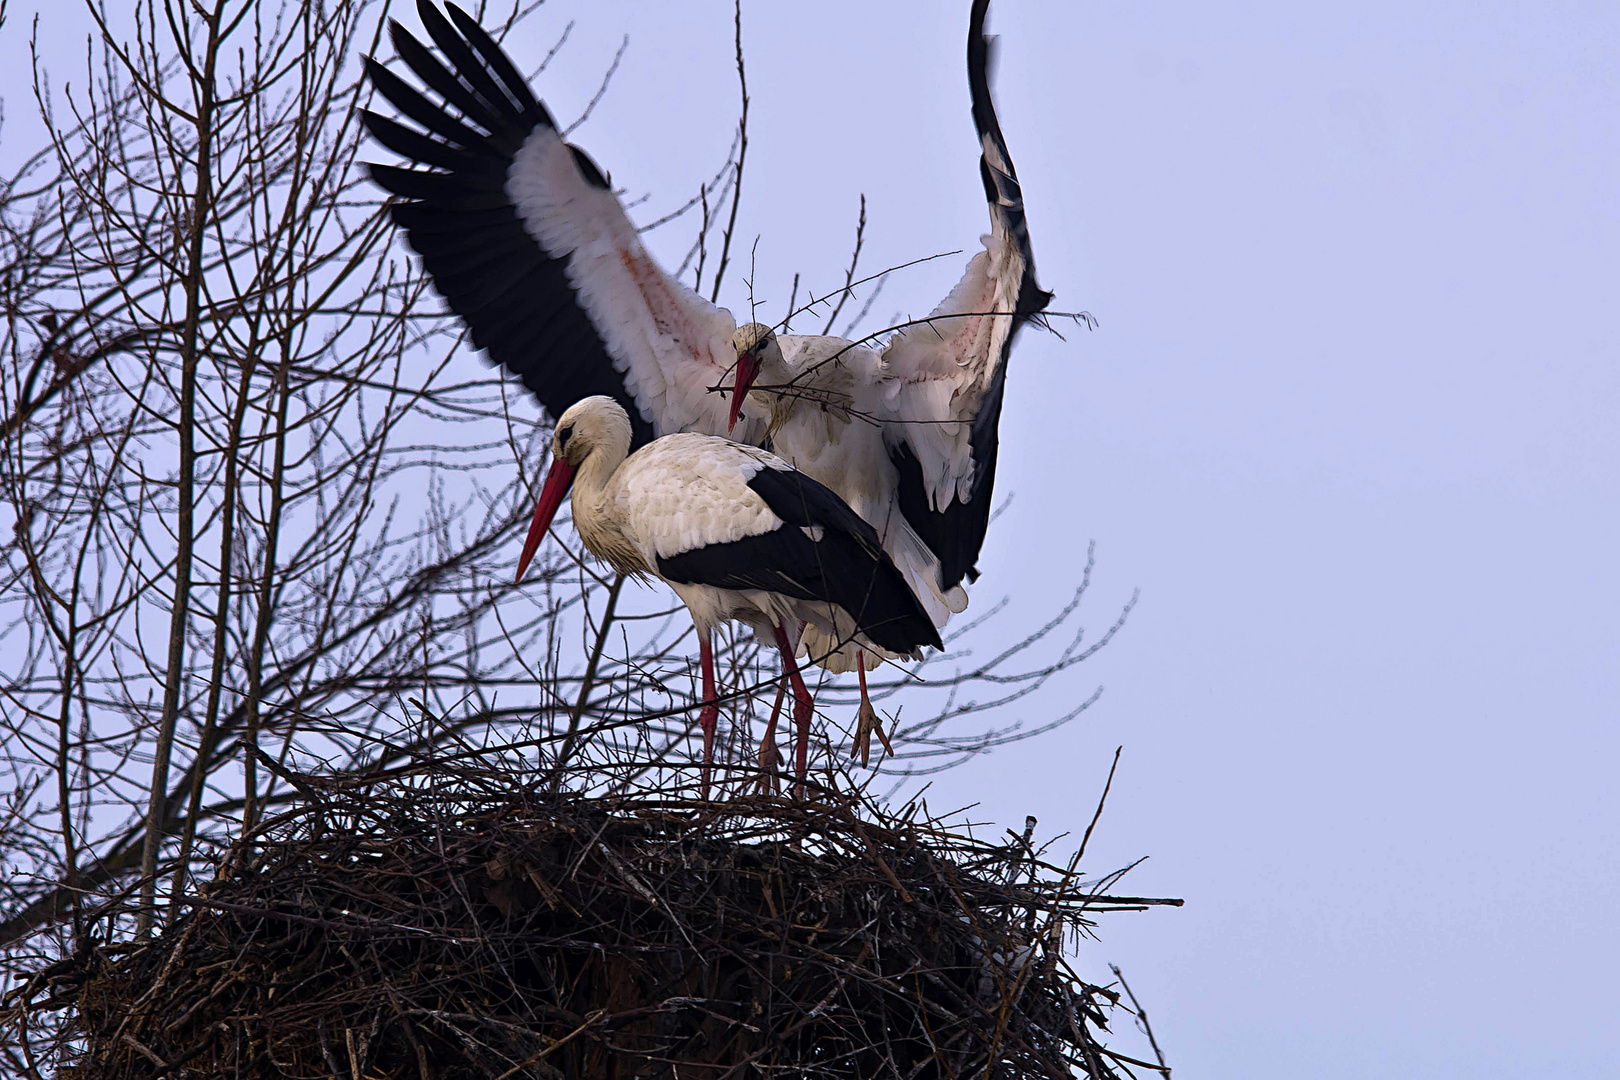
xmin=855 ymin=650 xmax=874 ymax=767
xmin=698 ymin=630 xmax=720 ymax=800
xmin=758 ymin=676 xmax=786 ymax=795
xmin=771 ymin=623 xmax=815 ymax=798
xmin=873 ymin=666 xmax=895 ymax=757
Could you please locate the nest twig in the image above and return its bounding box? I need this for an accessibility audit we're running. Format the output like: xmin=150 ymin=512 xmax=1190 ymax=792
xmin=16 ymin=760 xmax=1178 ymax=1080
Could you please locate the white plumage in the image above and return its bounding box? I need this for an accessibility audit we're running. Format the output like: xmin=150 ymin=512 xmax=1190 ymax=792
xmin=519 ymin=397 xmax=941 ymax=796
xmin=503 ymin=125 xmax=758 ymax=445
xmin=365 ymin=0 xmax=1053 ymax=751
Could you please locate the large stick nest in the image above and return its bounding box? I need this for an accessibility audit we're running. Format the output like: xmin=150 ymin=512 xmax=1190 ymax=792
xmin=45 ymin=768 xmax=1177 ymax=1079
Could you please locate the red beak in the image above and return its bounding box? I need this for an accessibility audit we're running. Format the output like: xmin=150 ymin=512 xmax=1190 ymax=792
xmin=515 ymin=456 xmax=577 ymax=582
xmin=727 ymin=351 xmax=761 ymax=434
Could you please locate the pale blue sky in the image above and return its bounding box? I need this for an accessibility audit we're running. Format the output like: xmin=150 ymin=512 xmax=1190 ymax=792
xmin=534 ymin=3 xmax=1620 ymax=1074
xmin=7 ymin=1 xmax=1616 ymax=1075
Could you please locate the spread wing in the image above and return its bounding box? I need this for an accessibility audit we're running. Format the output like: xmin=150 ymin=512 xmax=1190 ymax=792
xmin=363 ymin=0 xmax=748 ymax=449
xmin=878 ymin=0 xmax=1053 ymax=589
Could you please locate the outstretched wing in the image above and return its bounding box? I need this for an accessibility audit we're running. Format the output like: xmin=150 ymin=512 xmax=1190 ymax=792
xmin=877 ymin=0 xmax=1053 ymax=590
xmin=363 ymin=0 xmax=746 ymax=449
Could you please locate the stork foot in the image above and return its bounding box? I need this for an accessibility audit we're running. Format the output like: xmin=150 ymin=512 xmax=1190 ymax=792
xmin=854 ymin=699 xmax=880 ymax=767
xmin=851 ymin=650 xmax=892 ymax=766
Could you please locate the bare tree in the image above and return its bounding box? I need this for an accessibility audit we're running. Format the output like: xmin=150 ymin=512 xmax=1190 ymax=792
xmin=0 ymin=0 xmax=1130 ymax=1001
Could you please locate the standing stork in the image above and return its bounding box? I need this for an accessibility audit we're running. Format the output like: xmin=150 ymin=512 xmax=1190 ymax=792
xmin=363 ymin=0 xmax=1053 ymax=749
xmin=525 ymin=396 xmax=941 ymax=796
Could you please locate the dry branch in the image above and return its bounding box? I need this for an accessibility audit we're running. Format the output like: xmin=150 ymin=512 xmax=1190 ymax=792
xmin=0 ymin=5 xmax=1158 ymax=1076
xmin=10 ymin=762 xmax=1177 ymax=1080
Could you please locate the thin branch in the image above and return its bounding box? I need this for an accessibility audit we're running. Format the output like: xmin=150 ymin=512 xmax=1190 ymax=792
xmin=821 ymin=194 xmax=866 ymax=334
xmin=1109 ymin=964 xmax=1171 ymax=1077
xmin=707 ymin=0 xmax=748 ymax=304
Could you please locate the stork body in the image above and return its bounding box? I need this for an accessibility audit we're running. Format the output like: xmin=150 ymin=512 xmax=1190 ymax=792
xmin=727 ymin=329 xmax=968 ymax=669
xmin=365 ymin=0 xmax=1052 ymax=746
xmin=526 ymin=397 xmax=941 ymax=795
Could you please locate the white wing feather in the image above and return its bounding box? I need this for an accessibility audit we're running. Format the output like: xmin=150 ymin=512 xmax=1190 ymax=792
xmin=876 ymin=224 xmax=1022 ymax=512
xmin=507 ymin=127 xmax=752 ymax=441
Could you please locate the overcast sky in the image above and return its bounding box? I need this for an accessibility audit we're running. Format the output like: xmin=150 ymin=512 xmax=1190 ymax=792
xmin=7 ymin=1 xmax=1617 ymax=1075
xmin=514 ymin=3 xmax=1620 ymax=1074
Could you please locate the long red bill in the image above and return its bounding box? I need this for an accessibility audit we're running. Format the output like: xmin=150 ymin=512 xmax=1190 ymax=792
xmin=727 ymin=352 xmax=761 ymax=434
xmin=515 ymin=457 xmax=577 ymax=582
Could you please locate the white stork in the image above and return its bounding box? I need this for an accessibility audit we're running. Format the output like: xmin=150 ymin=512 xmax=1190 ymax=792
xmin=524 ymin=396 xmax=942 ymax=796
xmin=363 ymin=0 xmax=1051 ymax=742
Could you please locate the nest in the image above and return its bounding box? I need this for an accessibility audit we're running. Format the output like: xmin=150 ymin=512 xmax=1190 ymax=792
xmin=50 ymin=768 xmax=1177 ymax=1079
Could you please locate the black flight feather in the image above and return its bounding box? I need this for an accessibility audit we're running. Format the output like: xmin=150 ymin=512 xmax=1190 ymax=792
xmin=887 ymin=0 xmax=1053 ymax=592
xmin=363 ymin=2 xmax=656 ymax=447
xmin=657 ymin=465 xmax=942 ymax=657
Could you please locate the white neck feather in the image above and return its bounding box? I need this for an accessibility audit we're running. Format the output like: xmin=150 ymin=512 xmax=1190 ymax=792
xmin=569 ymin=436 xmax=648 ymax=576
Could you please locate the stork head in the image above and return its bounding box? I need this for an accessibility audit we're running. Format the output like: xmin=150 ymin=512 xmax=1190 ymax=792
xmin=728 ymin=322 xmax=782 ymax=433
xmin=515 ymin=396 xmax=633 ymax=582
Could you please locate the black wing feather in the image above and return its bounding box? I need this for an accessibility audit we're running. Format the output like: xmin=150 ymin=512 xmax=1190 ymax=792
xmin=416 ymin=1 xmax=520 ymax=126
xmin=362 ymin=111 xmax=489 ymax=176
xmin=364 ymin=1 xmax=655 ymax=447
xmin=389 ymin=202 xmax=515 ymax=235
xmin=889 ymin=0 xmax=1053 ymax=591
xmin=367 ymin=163 xmax=507 ymax=207
xmin=445 ymin=4 xmax=546 ymax=118
xmin=365 ymin=57 xmax=490 ymax=150
xmin=657 ymin=466 xmax=942 ymax=656
xmin=390 ymin=18 xmax=508 ymax=135
xmin=888 ymin=382 xmax=1003 ymax=590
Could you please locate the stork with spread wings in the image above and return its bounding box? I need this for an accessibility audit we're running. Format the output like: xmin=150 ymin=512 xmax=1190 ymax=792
xmin=363 ymin=0 xmax=1054 ymax=714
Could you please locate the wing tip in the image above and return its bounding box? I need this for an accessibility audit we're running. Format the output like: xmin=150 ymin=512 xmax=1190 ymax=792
xmin=387 ymin=14 xmax=416 ymax=58
xmin=965 ymin=1 xmax=1051 ymax=321
xmin=967 ymin=0 xmax=1002 ymax=147
xmin=384 ymin=2 xmax=555 ymax=135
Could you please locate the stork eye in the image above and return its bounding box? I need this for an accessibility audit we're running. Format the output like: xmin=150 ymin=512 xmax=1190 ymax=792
xmin=556 ymin=425 xmax=574 ymax=452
